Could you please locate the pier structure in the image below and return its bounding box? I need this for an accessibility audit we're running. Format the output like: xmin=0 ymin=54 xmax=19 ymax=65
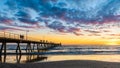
xmin=0 ymin=31 xmax=61 ymax=56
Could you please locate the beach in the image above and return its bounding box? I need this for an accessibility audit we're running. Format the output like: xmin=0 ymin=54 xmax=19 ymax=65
xmin=1 ymin=60 xmax=120 ymax=68
xmin=1 ymin=55 xmax=120 ymax=68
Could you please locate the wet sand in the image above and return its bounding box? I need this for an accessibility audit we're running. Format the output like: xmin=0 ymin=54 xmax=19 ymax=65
xmin=1 ymin=60 xmax=120 ymax=68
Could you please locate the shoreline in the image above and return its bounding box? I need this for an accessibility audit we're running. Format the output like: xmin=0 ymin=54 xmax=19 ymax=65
xmin=1 ymin=60 xmax=120 ymax=68
xmin=1 ymin=55 xmax=120 ymax=63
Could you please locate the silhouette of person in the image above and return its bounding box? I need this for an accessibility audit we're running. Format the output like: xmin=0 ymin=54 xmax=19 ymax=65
xmin=20 ymin=35 xmax=24 ymax=40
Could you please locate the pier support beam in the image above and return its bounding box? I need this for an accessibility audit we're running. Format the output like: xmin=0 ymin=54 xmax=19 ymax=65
xmin=16 ymin=43 xmax=21 ymax=55
xmin=3 ymin=42 xmax=6 ymax=56
xmin=0 ymin=43 xmax=3 ymax=61
xmin=0 ymin=43 xmax=4 ymax=55
xmin=26 ymin=43 xmax=32 ymax=54
xmin=0 ymin=42 xmax=6 ymax=63
xmin=37 ymin=44 xmax=40 ymax=53
xmin=32 ymin=43 xmax=35 ymax=52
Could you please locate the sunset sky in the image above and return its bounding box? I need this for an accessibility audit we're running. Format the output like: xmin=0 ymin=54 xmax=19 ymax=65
xmin=0 ymin=0 xmax=120 ymax=45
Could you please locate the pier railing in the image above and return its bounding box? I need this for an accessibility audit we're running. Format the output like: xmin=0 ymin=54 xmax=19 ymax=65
xmin=0 ymin=31 xmax=41 ymax=42
xmin=0 ymin=31 xmax=19 ymax=39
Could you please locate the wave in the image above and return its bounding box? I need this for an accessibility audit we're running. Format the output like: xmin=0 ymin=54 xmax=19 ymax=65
xmin=2 ymin=45 xmax=120 ymax=55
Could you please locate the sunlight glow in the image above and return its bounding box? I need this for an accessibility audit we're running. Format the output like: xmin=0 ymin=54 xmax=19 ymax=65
xmin=106 ymin=39 xmax=119 ymax=45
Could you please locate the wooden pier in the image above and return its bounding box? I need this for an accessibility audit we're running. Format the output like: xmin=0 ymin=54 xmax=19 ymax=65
xmin=0 ymin=31 xmax=61 ymax=56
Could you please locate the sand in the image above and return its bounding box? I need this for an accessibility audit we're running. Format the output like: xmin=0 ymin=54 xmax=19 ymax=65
xmin=1 ymin=60 xmax=120 ymax=68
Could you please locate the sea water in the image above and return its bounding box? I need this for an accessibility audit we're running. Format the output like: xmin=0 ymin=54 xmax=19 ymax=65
xmin=1 ymin=45 xmax=120 ymax=63
xmin=4 ymin=45 xmax=120 ymax=55
xmin=47 ymin=45 xmax=120 ymax=55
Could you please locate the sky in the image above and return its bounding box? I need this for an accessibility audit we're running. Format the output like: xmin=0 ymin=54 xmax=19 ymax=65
xmin=0 ymin=0 xmax=120 ymax=45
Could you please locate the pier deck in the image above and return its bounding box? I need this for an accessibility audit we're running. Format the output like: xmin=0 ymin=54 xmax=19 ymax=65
xmin=0 ymin=31 xmax=61 ymax=55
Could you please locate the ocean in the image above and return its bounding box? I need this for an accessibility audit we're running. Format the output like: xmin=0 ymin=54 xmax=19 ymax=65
xmin=48 ymin=45 xmax=120 ymax=55
xmin=1 ymin=45 xmax=120 ymax=63
xmin=3 ymin=45 xmax=120 ymax=55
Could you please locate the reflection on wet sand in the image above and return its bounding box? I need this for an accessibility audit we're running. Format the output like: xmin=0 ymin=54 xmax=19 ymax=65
xmin=0 ymin=54 xmax=47 ymax=63
xmin=25 ymin=55 xmax=47 ymax=63
xmin=0 ymin=54 xmax=6 ymax=63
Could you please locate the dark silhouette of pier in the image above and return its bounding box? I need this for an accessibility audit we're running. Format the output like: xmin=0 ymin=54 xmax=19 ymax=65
xmin=0 ymin=31 xmax=61 ymax=57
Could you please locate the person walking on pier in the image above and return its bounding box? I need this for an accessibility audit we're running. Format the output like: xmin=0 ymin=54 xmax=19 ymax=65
xmin=20 ymin=35 xmax=24 ymax=40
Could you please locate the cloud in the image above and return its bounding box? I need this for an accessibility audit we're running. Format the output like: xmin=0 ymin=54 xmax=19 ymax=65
xmin=88 ymin=34 xmax=101 ymax=36
xmin=84 ymin=30 xmax=101 ymax=33
xmin=0 ymin=16 xmax=13 ymax=25
xmin=46 ymin=20 xmax=81 ymax=35
xmin=47 ymin=21 xmax=65 ymax=31
xmin=0 ymin=25 xmax=25 ymax=31
xmin=103 ymin=30 xmax=111 ymax=32
xmin=0 ymin=0 xmax=120 ymax=36
xmin=108 ymin=34 xmax=120 ymax=36
xmin=73 ymin=32 xmax=84 ymax=36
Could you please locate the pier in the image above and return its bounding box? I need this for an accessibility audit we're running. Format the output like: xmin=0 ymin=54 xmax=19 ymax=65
xmin=0 ymin=31 xmax=61 ymax=56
